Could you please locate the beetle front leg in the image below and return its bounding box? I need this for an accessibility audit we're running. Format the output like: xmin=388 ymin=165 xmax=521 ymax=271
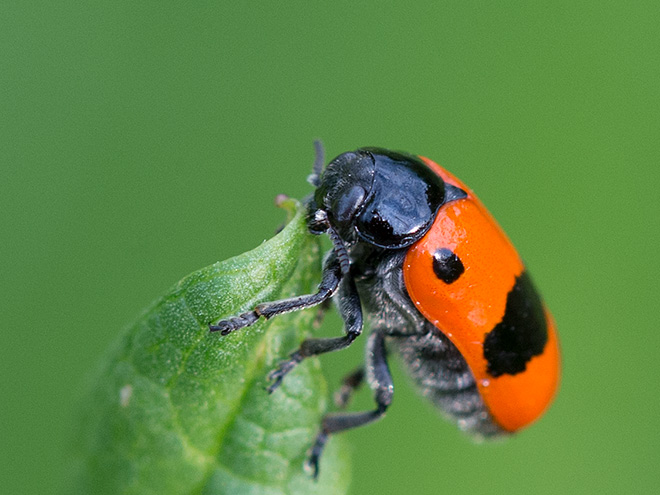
xmin=209 ymin=254 xmax=342 ymax=335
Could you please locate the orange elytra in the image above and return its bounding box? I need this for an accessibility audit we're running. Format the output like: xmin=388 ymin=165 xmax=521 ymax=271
xmin=404 ymin=157 xmax=560 ymax=431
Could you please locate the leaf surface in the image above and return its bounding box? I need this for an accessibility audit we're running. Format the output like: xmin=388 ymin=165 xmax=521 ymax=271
xmin=73 ymin=200 xmax=350 ymax=495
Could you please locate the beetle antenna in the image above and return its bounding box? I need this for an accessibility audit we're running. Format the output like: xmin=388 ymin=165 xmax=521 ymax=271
xmin=326 ymin=223 xmax=351 ymax=275
xmin=307 ymin=140 xmax=325 ymax=187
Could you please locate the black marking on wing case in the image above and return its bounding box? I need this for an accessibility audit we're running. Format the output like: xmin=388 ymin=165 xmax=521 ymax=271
xmin=432 ymin=248 xmax=465 ymax=284
xmin=483 ymin=271 xmax=548 ymax=377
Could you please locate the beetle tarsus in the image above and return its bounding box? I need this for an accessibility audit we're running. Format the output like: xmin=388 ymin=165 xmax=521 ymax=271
xmin=266 ymin=351 xmax=303 ymax=393
xmin=209 ymin=311 xmax=259 ymax=334
xmin=307 ymin=431 xmax=328 ymax=480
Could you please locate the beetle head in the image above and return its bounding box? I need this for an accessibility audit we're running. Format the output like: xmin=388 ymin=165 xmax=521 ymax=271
xmin=314 ymin=148 xmax=445 ymax=249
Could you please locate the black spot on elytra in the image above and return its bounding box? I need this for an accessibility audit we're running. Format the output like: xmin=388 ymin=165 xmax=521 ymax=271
xmin=483 ymin=271 xmax=548 ymax=377
xmin=432 ymin=248 xmax=464 ymax=284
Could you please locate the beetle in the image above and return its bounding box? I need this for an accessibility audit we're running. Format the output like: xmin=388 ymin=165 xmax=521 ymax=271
xmin=210 ymin=143 xmax=560 ymax=477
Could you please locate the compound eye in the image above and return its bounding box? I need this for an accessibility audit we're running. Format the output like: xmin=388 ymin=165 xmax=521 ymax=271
xmin=333 ymin=185 xmax=366 ymax=223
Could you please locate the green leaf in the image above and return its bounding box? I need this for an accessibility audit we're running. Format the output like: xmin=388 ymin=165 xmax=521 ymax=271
xmin=72 ymin=200 xmax=350 ymax=495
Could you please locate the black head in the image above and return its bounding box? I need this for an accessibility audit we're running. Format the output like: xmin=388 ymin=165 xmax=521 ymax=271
xmin=313 ymin=148 xmax=445 ymax=249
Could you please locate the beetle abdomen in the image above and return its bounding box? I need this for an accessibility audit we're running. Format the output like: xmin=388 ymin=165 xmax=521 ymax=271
xmin=393 ymin=329 xmax=503 ymax=437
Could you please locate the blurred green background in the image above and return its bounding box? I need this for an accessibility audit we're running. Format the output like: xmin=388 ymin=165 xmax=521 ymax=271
xmin=2 ymin=2 xmax=659 ymax=494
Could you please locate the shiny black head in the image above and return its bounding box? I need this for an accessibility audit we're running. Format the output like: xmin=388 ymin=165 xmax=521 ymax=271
xmin=313 ymin=148 xmax=445 ymax=249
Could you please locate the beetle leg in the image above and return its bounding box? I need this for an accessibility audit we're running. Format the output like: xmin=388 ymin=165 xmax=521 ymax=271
xmin=209 ymin=254 xmax=341 ymax=335
xmin=312 ymin=298 xmax=332 ymax=329
xmin=308 ymin=209 xmax=350 ymax=275
xmin=308 ymin=330 xmax=392 ymax=479
xmin=334 ymin=366 xmax=365 ymax=409
xmin=266 ymin=269 xmax=363 ymax=393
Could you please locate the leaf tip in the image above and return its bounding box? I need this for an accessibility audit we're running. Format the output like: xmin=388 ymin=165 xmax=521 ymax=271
xmin=274 ymin=194 xmax=300 ymax=220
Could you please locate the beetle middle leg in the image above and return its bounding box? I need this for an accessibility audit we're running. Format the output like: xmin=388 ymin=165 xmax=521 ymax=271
xmin=266 ymin=269 xmax=363 ymax=392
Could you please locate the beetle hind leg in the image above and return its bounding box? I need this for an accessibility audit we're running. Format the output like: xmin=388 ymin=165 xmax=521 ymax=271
xmin=334 ymin=366 xmax=365 ymax=409
xmin=308 ymin=330 xmax=392 ymax=479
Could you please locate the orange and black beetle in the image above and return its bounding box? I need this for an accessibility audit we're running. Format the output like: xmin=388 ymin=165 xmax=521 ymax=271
xmin=211 ymin=145 xmax=560 ymax=476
